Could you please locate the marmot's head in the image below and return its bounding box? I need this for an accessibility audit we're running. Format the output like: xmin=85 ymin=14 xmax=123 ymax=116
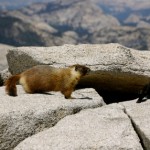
xmin=73 ymin=64 xmax=91 ymax=76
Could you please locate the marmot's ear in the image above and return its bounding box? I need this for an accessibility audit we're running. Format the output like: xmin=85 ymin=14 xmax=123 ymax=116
xmin=75 ymin=65 xmax=78 ymax=71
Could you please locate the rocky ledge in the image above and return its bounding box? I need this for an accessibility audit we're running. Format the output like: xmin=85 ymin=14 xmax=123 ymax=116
xmin=4 ymin=43 xmax=150 ymax=103
xmin=0 ymin=43 xmax=150 ymax=150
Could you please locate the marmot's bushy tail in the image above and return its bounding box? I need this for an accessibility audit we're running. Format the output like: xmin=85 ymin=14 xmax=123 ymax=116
xmin=5 ymin=74 xmax=20 ymax=96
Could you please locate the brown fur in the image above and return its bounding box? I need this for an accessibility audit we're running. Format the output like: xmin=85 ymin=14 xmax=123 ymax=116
xmin=5 ymin=64 xmax=90 ymax=99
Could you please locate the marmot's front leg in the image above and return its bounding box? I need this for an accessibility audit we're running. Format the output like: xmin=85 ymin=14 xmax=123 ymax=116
xmin=61 ymin=89 xmax=74 ymax=99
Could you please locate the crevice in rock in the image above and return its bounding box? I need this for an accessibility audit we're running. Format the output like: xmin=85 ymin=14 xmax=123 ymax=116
xmin=10 ymin=104 xmax=103 ymax=150
xmin=76 ymin=70 xmax=150 ymax=104
xmin=122 ymin=105 xmax=146 ymax=150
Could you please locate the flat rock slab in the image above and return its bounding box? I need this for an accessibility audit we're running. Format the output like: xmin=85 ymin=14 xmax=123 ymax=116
xmin=122 ymin=100 xmax=150 ymax=150
xmin=0 ymin=86 xmax=103 ymax=150
xmin=6 ymin=44 xmax=150 ymax=75
xmin=15 ymin=104 xmax=143 ymax=150
xmin=6 ymin=44 xmax=150 ymax=102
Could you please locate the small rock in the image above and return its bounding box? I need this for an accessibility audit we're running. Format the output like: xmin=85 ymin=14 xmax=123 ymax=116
xmin=0 ymin=68 xmax=11 ymax=86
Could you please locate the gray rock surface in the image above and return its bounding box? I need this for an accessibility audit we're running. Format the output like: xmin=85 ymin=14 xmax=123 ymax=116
xmin=1 ymin=43 xmax=150 ymax=150
xmin=14 ymin=104 xmax=143 ymax=150
xmin=122 ymin=100 xmax=150 ymax=150
xmin=6 ymin=44 xmax=150 ymax=102
xmin=0 ymin=86 xmax=103 ymax=150
xmin=7 ymin=43 xmax=150 ymax=76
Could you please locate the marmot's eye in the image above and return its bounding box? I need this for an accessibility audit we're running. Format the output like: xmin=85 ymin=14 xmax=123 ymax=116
xmin=87 ymin=68 xmax=90 ymax=72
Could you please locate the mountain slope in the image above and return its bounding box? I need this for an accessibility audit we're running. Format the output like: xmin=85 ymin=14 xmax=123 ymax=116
xmin=0 ymin=0 xmax=150 ymax=50
xmin=95 ymin=0 xmax=150 ymax=27
xmin=0 ymin=15 xmax=45 ymax=46
xmin=10 ymin=0 xmax=120 ymax=33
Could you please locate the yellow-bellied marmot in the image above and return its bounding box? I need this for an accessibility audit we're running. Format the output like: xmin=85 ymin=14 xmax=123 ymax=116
xmin=5 ymin=64 xmax=90 ymax=99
